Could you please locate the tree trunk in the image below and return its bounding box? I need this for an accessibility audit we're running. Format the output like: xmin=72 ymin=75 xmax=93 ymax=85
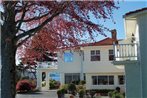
xmin=1 ymin=2 xmax=17 ymax=98
xmin=1 ymin=42 xmax=16 ymax=98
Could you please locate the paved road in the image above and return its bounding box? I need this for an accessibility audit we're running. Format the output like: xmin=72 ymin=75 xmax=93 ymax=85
xmin=16 ymin=90 xmax=58 ymax=98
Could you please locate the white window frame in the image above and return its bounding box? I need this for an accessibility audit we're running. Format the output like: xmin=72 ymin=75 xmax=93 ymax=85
xmin=91 ymin=50 xmax=100 ymax=61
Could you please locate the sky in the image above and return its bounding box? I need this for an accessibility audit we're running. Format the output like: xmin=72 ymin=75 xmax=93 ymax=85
xmin=95 ymin=1 xmax=147 ymax=41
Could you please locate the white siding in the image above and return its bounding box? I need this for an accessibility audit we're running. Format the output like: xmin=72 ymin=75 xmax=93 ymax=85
xmin=83 ymin=46 xmax=124 ymax=73
xmin=57 ymin=51 xmax=81 ymax=73
xmin=57 ymin=45 xmax=124 ymax=73
xmin=56 ymin=45 xmax=125 ymax=89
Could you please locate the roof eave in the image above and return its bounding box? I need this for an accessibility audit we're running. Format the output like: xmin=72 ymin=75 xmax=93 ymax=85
xmin=123 ymin=8 xmax=147 ymax=19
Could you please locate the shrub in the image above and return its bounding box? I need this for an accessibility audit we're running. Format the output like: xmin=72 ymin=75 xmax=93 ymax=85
xmin=60 ymin=84 xmax=68 ymax=90
xmin=57 ymin=89 xmax=62 ymax=95
xmin=16 ymin=80 xmax=31 ymax=92
xmin=80 ymin=80 xmax=86 ymax=85
xmin=42 ymin=81 xmax=46 ymax=87
xmin=79 ymin=89 xmax=85 ymax=98
xmin=86 ymin=89 xmax=114 ymax=96
xmin=16 ymin=79 xmax=36 ymax=92
xmin=67 ymin=83 xmax=76 ymax=91
xmin=67 ymin=83 xmax=77 ymax=95
xmin=57 ymin=88 xmax=67 ymax=98
xmin=76 ymin=85 xmax=86 ymax=98
xmin=50 ymin=79 xmax=60 ymax=89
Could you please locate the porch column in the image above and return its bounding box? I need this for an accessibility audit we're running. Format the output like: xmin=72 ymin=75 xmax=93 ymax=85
xmin=60 ymin=73 xmax=65 ymax=85
xmin=36 ymin=68 xmax=42 ymax=90
xmin=46 ymin=71 xmax=49 ymax=90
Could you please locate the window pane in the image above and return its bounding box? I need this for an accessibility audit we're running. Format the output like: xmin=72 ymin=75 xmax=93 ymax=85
xmin=65 ymin=74 xmax=72 ymax=84
xmin=92 ymin=76 xmax=98 ymax=85
xmin=118 ymin=75 xmax=125 ymax=85
xmin=65 ymin=73 xmax=80 ymax=84
xmin=64 ymin=52 xmax=73 ymax=62
xmin=109 ymin=50 xmax=114 ymax=61
xmin=91 ymin=56 xmax=100 ymax=61
xmin=91 ymin=50 xmax=100 ymax=61
xmin=91 ymin=51 xmax=95 ymax=55
xmin=109 ymin=50 xmax=113 ymax=54
xmin=96 ymin=50 xmax=100 ymax=55
xmin=98 ymin=76 xmax=108 ymax=85
xmin=109 ymin=76 xmax=114 ymax=85
xmin=109 ymin=55 xmax=114 ymax=61
xmin=73 ymin=74 xmax=80 ymax=84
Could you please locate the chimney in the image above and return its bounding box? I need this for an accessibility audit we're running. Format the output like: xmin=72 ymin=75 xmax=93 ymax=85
xmin=111 ymin=29 xmax=118 ymax=44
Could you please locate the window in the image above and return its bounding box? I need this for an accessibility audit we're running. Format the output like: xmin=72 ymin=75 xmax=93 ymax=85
xmin=64 ymin=52 xmax=73 ymax=62
xmin=91 ymin=50 xmax=100 ymax=61
xmin=92 ymin=76 xmax=98 ymax=85
xmin=65 ymin=73 xmax=80 ymax=84
xmin=118 ymin=75 xmax=125 ymax=85
xmin=92 ymin=75 xmax=114 ymax=85
xmin=109 ymin=50 xmax=114 ymax=61
xmin=98 ymin=76 xmax=108 ymax=85
xmin=109 ymin=76 xmax=114 ymax=85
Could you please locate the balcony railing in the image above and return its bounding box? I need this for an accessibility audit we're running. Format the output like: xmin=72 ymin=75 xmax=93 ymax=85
xmin=38 ymin=62 xmax=58 ymax=68
xmin=114 ymin=43 xmax=138 ymax=61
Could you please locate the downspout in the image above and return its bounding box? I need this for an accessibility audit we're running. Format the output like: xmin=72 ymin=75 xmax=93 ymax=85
xmin=80 ymin=48 xmax=84 ymax=81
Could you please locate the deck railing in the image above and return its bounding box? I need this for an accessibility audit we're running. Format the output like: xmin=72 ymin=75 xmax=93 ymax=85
xmin=38 ymin=62 xmax=58 ymax=68
xmin=113 ymin=43 xmax=138 ymax=61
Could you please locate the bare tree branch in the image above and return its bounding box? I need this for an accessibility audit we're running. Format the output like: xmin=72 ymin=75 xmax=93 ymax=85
xmin=16 ymin=2 xmax=28 ymax=32
xmin=16 ymin=31 xmax=36 ymax=47
xmin=16 ymin=12 xmax=49 ymax=23
xmin=16 ymin=35 xmax=31 ymax=47
xmin=15 ymin=2 xmax=67 ymax=44
xmin=18 ymin=28 xmax=26 ymax=33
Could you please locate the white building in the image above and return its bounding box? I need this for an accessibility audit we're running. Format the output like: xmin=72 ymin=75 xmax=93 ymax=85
xmin=113 ymin=8 xmax=147 ymax=98
xmin=36 ymin=30 xmax=125 ymax=91
xmin=57 ymin=30 xmax=125 ymax=90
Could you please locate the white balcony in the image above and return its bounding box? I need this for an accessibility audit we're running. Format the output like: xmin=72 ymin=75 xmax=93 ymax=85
xmin=113 ymin=43 xmax=138 ymax=64
xmin=37 ymin=61 xmax=58 ymax=69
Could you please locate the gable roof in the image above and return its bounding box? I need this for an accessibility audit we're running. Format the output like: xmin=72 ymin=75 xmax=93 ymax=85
xmin=60 ymin=37 xmax=117 ymax=51
xmin=124 ymin=7 xmax=147 ymax=18
xmin=87 ymin=37 xmax=115 ymax=46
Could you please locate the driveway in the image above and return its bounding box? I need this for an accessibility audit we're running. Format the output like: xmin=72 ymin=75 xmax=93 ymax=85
xmin=16 ymin=90 xmax=109 ymax=98
xmin=16 ymin=90 xmax=58 ymax=98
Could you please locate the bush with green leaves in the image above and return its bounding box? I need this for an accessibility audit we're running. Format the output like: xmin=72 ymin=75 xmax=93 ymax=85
xmin=108 ymin=91 xmax=124 ymax=98
xmin=57 ymin=88 xmax=67 ymax=98
xmin=67 ymin=83 xmax=76 ymax=95
xmin=80 ymin=80 xmax=86 ymax=85
xmin=86 ymin=89 xmax=114 ymax=96
xmin=76 ymin=85 xmax=86 ymax=98
xmin=50 ymin=79 xmax=60 ymax=89
xmin=79 ymin=89 xmax=85 ymax=98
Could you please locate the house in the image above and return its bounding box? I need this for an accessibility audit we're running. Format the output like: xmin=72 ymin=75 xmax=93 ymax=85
xmin=113 ymin=8 xmax=147 ymax=98
xmin=57 ymin=30 xmax=125 ymax=90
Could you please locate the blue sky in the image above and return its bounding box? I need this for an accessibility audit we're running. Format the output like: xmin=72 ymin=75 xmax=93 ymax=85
xmin=96 ymin=1 xmax=147 ymax=41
